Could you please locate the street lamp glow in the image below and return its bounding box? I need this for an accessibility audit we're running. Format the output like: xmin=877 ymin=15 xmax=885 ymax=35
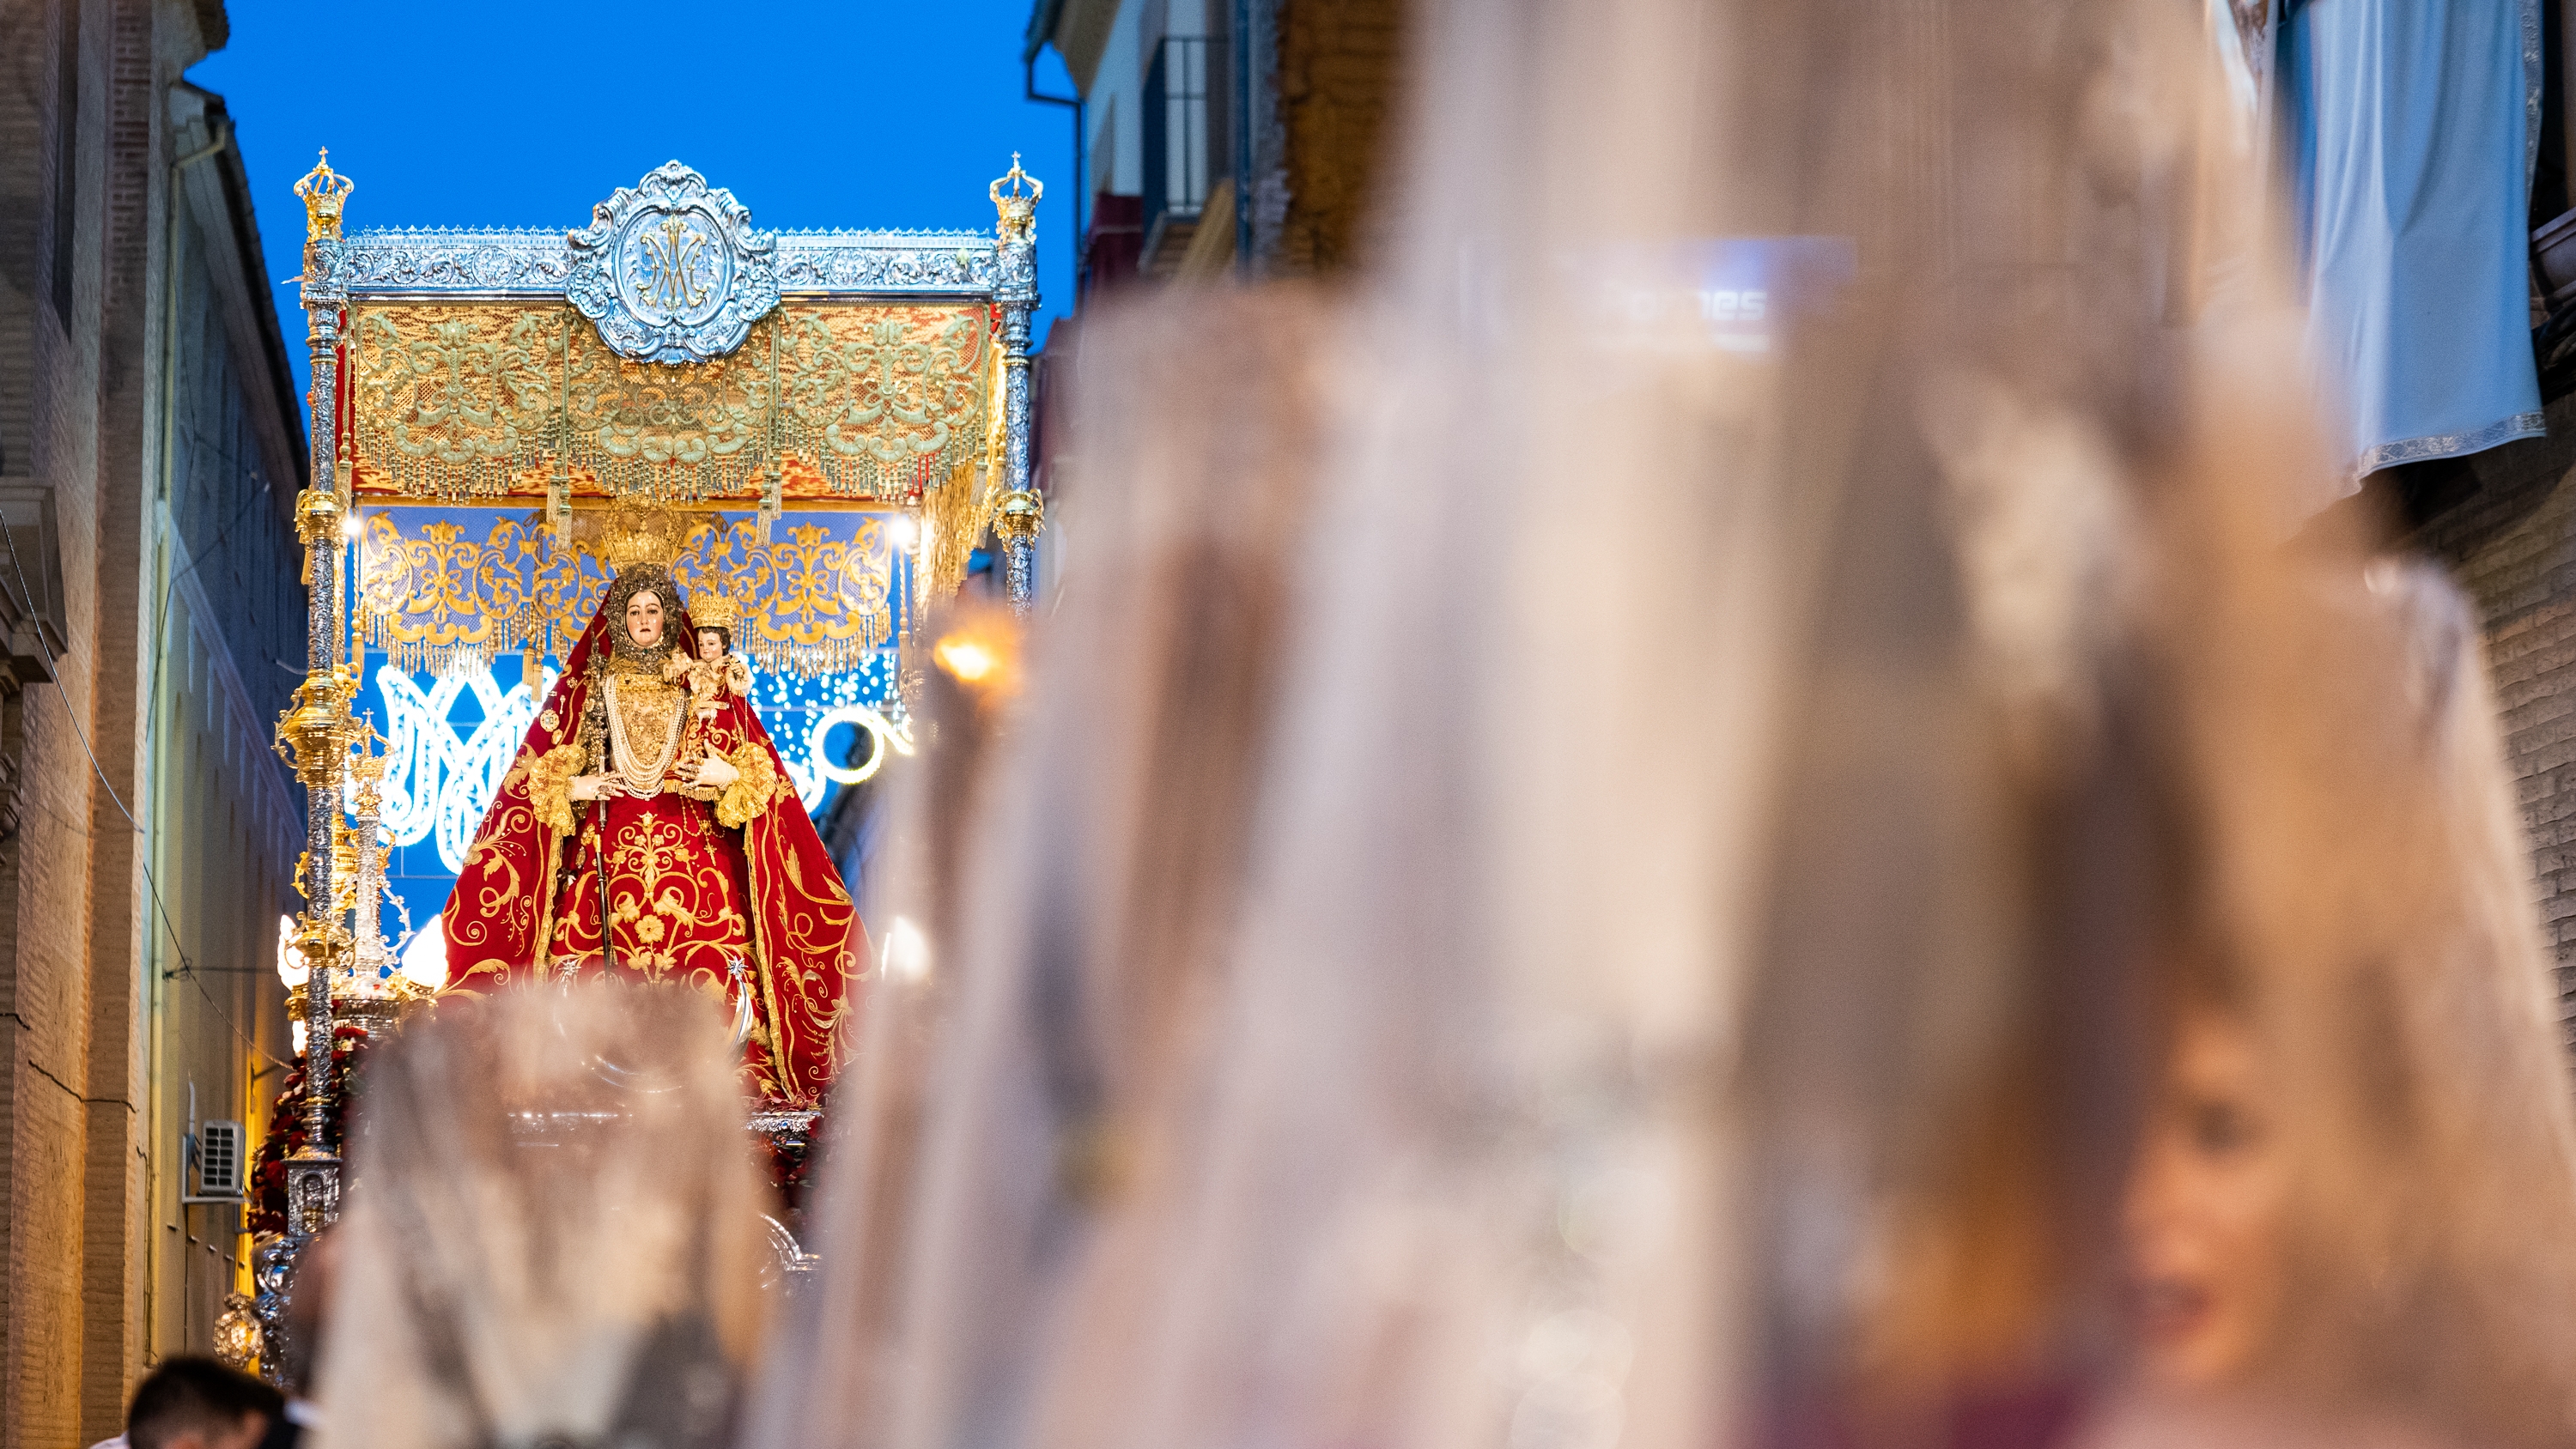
xmin=933 ymin=635 xmax=996 ymax=682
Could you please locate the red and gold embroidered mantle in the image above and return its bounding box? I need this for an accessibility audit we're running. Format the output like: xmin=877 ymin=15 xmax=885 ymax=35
xmin=440 ymin=599 xmax=864 ymax=1107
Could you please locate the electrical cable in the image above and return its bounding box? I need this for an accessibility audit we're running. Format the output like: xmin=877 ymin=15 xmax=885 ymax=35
xmin=140 ymin=454 xmax=304 ymax=1076
xmin=150 ymin=470 xmax=274 ymax=698
xmin=0 ymin=523 xmax=289 ymax=1071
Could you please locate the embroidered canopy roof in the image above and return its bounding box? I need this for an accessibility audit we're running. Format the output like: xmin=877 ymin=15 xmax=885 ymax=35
xmin=299 ymin=155 xmax=1045 ymax=679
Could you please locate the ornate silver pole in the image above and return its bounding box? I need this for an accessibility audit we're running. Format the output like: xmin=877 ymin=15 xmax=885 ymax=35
xmin=989 ymin=157 xmax=1043 ymax=615
xmin=277 ymin=151 xmax=359 ymax=1240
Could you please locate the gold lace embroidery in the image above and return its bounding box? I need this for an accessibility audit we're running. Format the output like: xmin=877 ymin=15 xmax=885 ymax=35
xmin=525 ymin=743 xmax=586 ymax=834
xmin=604 ymin=672 xmax=684 ymax=797
xmin=716 ymin=743 xmax=781 ymax=828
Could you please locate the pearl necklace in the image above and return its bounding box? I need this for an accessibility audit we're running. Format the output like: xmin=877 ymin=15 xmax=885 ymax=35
xmin=603 ymin=672 xmax=683 ymax=797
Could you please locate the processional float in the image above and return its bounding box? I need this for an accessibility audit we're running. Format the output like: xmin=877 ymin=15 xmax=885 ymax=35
xmin=247 ymin=149 xmax=1042 ymax=1376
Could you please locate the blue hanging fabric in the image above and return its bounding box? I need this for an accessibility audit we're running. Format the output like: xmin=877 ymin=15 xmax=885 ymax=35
xmin=2279 ymin=0 xmax=2545 ymax=480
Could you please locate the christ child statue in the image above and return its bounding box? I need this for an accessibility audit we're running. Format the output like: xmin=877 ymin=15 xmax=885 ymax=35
xmin=665 ymin=584 xmax=753 ymax=724
xmin=665 ymin=584 xmax=755 ymax=802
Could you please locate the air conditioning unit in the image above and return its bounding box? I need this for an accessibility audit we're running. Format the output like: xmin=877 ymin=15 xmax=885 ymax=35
xmin=197 ymin=1119 xmax=244 ymax=1197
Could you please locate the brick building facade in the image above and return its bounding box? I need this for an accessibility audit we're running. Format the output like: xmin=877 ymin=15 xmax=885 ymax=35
xmin=2418 ymin=395 xmax=2576 ymax=1041
xmin=1016 ymin=0 xmax=1406 ymax=606
xmin=1267 ymin=0 xmax=1403 ymax=273
xmin=0 ymin=2 xmax=307 ymax=1442
xmin=1024 ymin=0 xmax=1408 ymax=298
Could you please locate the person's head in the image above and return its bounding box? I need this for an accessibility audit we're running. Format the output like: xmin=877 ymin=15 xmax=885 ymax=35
xmin=624 ymin=589 xmax=666 ymax=650
xmin=127 ymin=1357 xmax=281 ymax=1449
xmin=695 ymin=625 xmax=729 ymax=663
xmin=2122 ymin=988 xmax=2290 ymax=1391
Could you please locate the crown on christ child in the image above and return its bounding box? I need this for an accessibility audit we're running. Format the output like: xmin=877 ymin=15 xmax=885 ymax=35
xmin=690 ymin=579 xmax=740 ymax=632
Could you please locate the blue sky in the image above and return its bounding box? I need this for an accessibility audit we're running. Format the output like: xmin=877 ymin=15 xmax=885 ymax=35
xmin=191 ymin=0 xmax=1081 ymax=401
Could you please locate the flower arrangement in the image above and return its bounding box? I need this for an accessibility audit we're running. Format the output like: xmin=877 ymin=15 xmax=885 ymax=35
xmin=247 ymin=1023 xmax=375 ymax=1236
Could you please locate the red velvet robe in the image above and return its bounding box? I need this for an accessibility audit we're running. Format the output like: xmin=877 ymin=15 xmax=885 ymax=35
xmin=440 ymin=601 xmax=864 ymax=1107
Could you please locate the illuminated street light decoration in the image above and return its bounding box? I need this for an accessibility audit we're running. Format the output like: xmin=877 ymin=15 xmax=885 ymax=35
xmin=807 ymin=703 xmax=912 ymax=786
xmin=369 ymin=653 xmax=905 ymax=873
xmin=374 ymin=664 xmax=553 ymax=872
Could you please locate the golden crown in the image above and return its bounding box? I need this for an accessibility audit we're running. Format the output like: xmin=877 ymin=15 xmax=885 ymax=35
xmin=585 ymin=504 xmax=686 ymax=573
xmin=691 ymin=576 xmax=740 ymax=631
xmin=990 ymin=154 xmax=1042 ymax=244
xmin=294 ymin=149 xmax=354 ymax=239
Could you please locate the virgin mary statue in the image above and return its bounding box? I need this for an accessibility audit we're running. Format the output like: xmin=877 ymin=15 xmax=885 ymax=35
xmin=440 ymin=510 xmax=863 ymax=1107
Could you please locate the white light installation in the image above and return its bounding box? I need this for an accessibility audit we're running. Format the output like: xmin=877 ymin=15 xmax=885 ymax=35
xmin=373 ymin=658 xmax=906 ymax=872
xmin=809 ymin=703 xmax=914 ymax=785
xmin=398 ymin=919 xmax=449 ymax=991
xmin=377 ymin=665 xmax=554 ymax=873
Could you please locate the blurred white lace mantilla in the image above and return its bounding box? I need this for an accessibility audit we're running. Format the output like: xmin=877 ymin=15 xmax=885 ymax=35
xmin=375 ymin=662 xmax=912 ymax=871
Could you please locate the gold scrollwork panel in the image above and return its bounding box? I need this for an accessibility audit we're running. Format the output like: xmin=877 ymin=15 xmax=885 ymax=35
xmin=350 ymin=302 xmax=994 ymax=506
xmin=360 ymin=510 xmax=895 ymax=678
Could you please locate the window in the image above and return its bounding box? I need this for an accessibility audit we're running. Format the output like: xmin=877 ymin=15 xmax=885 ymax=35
xmin=1144 ymin=36 xmax=1210 ymax=227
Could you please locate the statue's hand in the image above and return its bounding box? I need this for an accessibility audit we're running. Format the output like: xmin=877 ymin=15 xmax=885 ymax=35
xmin=568 ymin=773 xmax=621 ymax=802
xmin=693 ymin=753 xmax=741 ymax=791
